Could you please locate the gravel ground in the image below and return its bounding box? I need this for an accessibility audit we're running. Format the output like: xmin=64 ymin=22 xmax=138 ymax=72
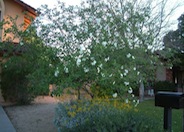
xmin=4 ymin=96 xmax=59 ymax=132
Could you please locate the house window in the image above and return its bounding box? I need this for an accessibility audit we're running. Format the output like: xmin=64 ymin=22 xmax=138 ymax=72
xmin=24 ymin=11 xmax=36 ymax=30
xmin=24 ymin=15 xmax=31 ymax=30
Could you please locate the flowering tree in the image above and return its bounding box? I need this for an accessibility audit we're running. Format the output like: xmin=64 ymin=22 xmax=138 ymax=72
xmin=36 ymin=0 xmax=181 ymax=99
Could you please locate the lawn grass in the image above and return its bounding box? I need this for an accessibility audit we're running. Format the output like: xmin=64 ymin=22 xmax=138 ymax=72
xmin=137 ymin=99 xmax=183 ymax=132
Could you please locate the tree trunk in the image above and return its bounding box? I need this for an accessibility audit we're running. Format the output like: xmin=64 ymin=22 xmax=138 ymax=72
xmin=77 ymin=87 xmax=81 ymax=100
xmin=139 ymin=81 xmax=144 ymax=102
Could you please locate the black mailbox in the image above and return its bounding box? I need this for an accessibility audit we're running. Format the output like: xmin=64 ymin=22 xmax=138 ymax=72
xmin=155 ymin=91 xmax=184 ymax=132
xmin=155 ymin=91 xmax=184 ymax=109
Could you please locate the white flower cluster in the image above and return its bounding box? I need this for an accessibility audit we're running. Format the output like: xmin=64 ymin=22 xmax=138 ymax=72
xmin=125 ymin=99 xmax=129 ymax=104
xmin=84 ymin=67 xmax=89 ymax=73
xmin=102 ymin=41 xmax=107 ymax=47
xmin=135 ymin=100 xmax=139 ymax=107
xmin=112 ymin=93 xmax=117 ymax=98
xmin=91 ymin=57 xmax=97 ymax=66
xmin=126 ymin=87 xmax=140 ymax=107
xmin=64 ymin=66 xmax=69 ymax=73
xmin=54 ymin=67 xmax=59 ymax=77
xmin=91 ymin=60 xmax=97 ymax=66
xmin=126 ymin=53 xmax=131 ymax=58
xmin=120 ymin=66 xmax=130 ymax=78
xmin=128 ymin=87 xmax=133 ymax=94
xmin=96 ymin=18 xmax=101 ymax=25
xmin=101 ymin=73 xmax=105 ymax=77
xmin=124 ymin=69 xmax=129 ymax=76
xmin=126 ymin=53 xmax=135 ymax=59
xmin=124 ymin=81 xmax=129 ymax=86
xmin=97 ymin=64 xmax=103 ymax=73
xmin=76 ymin=58 xmax=81 ymax=67
xmin=137 ymin=71 xmax=140 ymax=75
xmin=104 ymin=57 xmax=110 ymax=62
xmin=109 ymin=74 xmax=113 ymax=77
xmin=79 ymin=44 xmax=86 ymax=54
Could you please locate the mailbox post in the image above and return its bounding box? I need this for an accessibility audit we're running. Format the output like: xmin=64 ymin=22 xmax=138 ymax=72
xmin=155 ymin=92 xmax=184 ymax=132
xmin=163 ymin=107 xmax=172 ymax=130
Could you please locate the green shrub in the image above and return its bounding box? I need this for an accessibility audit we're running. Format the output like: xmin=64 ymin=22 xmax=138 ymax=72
xmin=154 ymin=81 xmax=176 ymax=93
xmin=0 ymin=17 xmax=59 ymax=104
xmin=1 ymin=56 xmax=34 ymax=104
xmin=1 ymin=45 xmax=58 ymax=104
xmin=54 ymin=100 xmax=161 ymax=132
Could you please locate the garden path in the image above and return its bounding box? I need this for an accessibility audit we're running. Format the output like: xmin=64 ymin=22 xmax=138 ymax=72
xmin=4 ymin=96 xmax=59 ymax=132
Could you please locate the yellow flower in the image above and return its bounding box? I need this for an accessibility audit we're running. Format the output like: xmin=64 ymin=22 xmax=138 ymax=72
xmin=67 ymin=111 xmax=76 ymax=117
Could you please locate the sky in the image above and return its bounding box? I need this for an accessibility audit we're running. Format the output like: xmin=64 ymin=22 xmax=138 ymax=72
xmin=22 ymin=0 xmax=81 ymax=8
xmin=22 ymin=0 xmax=184 ymax=30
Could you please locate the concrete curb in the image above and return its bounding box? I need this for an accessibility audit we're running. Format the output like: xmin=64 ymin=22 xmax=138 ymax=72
xmin=0 ymin=106 xmax=16 ymax=132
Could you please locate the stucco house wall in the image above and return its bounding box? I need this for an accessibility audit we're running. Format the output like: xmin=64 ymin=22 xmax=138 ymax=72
xmin=3 ymin=0 xmax=25 ymax=43
xmin=1 ymin=0 xmax=37 ymax=43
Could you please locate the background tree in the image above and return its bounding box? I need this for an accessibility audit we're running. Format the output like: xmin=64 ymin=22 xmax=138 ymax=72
xmin=163 ymin=13 xmax=184 ymax=66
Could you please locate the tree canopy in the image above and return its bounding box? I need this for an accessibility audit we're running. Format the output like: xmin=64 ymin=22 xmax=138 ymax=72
xmin=34 ymin=0 xmax=181 ymax=98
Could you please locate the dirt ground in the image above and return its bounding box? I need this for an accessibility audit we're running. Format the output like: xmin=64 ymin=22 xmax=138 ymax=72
xmin=3 ymin=88 xmax=92 ymax=132
xmin=4 ymin=96 xmax=60 ymax=132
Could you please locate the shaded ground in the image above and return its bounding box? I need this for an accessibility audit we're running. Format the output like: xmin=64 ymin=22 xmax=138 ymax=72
xmin=3 ymin=88 xmax=92 ymax=132
xmin=4 ymin=96 xmax=59 ymax=132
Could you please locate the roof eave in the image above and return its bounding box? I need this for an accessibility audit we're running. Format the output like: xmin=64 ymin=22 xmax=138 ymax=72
xmin=13 ymin=0 xmax=38 ymax=16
